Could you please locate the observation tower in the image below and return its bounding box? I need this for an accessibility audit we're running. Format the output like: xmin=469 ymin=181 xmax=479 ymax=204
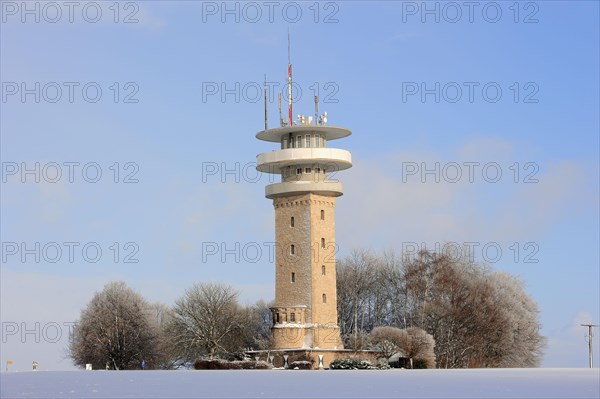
xmin=255 ymin=38 xmax=352 ymax=357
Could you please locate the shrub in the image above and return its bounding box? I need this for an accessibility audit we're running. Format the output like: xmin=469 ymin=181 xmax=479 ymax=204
xmin=194 ymin=359 xmax=271 ymax=370
xmin=329 ymin=358 xmax=392 ymax=370
xmin=194 ymin=359 xmax=228 ymax=369
xmin=223 ymin=352 xmax=250 ymax=362
xmin=288 ymin=353 xmax=314 ymax=367
xmin=289 ymin=360 xmax=312 ymax=370
xmin=254 ymin=361 xmax=272 ymax=370
xmin=329 ymin=358 xmax=375 ymax=370
xmin=413 ymin=359 xmax=428 ymax=369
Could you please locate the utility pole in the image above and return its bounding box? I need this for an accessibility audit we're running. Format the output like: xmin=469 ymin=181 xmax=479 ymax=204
xmin=580 ymin=323 xmax=599 ymax=368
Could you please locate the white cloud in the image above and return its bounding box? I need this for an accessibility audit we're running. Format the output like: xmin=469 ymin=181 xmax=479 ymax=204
xmin=336 ymin=137 xmax=595 ymax=254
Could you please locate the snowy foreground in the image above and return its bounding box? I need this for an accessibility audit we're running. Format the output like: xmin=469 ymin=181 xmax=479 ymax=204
xmin=1 ymin=368 xmax=599 ymax=399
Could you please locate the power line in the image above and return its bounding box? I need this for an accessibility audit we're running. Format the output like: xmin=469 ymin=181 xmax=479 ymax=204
xmin=580 ymin=323 xmax=599 ymax=368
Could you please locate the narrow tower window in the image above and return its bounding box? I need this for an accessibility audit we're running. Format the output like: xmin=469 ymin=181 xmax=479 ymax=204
xmin=305 ymin=135 xmax=311 ymax=147
xmin=305 ymin=167 xmax=311 ymax=174
xmin=297 ymin=135 xmax=302 ymax=148
xmin=321 ymin=210 xmax=325 ymax=220
xmin=276 ymin=313 xmax=280 ymax=323
xmin=290 ymin=313 xmax=296 ymax=322
xmin=290 ymin=244 xmax=295 ymax=255
xmin=322 ymin=294 xmax=327 ymax=303
xmin=291 ymin=272 xmax=296 ymax=283
xmin=321 ymin=238 xmax=325 ymax=248
xmin=290 ymin=216 xmax=294 ymax=227
xmin=322 ymin=265 xmax=326 ymax=275
xmin=296 ymin=168 xmax=302 ymax=175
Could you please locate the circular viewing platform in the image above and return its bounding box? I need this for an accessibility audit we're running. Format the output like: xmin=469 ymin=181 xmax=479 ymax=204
xmin=256 ymin=125 xmax=351 ymax=143
xmin=265 ymin=181 xmax=344 ymax=199
xmin=256 ymin=148 xmax=352 ymax=174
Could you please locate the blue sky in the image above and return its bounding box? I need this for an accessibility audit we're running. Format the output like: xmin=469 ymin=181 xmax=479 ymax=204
xmin=1 ymin=1 xmax=598 ymax=370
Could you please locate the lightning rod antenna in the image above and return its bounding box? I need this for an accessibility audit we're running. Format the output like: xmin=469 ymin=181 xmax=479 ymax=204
xmin=287 ymin=28 xmax=293 ymax=126
xmin=314 ymin=95 xmax=319 ymax=125
xmin=264 ymin=74 xmax=268 ymax=130
xmin=278 ymin=93 xmax=283 ymax=127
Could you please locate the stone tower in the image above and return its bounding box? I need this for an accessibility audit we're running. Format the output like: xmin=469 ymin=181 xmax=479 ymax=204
xmin=256 ymin=121 xmax=352 ymax=351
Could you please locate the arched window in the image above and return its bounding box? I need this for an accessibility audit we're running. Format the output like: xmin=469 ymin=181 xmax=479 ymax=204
xmin=320 ymin=210 xmax=325 ymax=220
xmin=276 ymin=313 xmax=280 ymax=323
xmin=291 ymin=272 xmax=296 ymax=283
xmin=322 ymin=293 xmax=327 ymax=303
xmin=290 ymin=244 xmax=295 ymax=255
xmin=322 ymin=265 xmax=326 ymax=276
xmin=321 ymin=238 xmax=325 ymax=248
xmin=290 ymin=217 xmax=295 ymax=227
xmin=290 ymin=312 xmax=296 ymax=322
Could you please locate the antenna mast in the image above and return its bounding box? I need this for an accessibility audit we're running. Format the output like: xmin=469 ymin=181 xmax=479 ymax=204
xmin=314 ymin=95 xmax=319 ymax=125
xmin=278 ymin=93 xmax=283 ymax=127
xmin=287 ymin=29 xmax=293 ymax=126
xmin=264 ymin=74 xmax=268 ymax=130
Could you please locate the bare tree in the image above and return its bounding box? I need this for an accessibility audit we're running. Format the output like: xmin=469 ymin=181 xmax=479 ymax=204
xmin=149 ymin=302 xmax=177 ymax=368
xmin=245 ymin=299 xmax=274 ymax=350
xmin=336 ymin=250 xmax=377 ymax=346
xmin=337 ymin=248 xmax=545 ymax=368
xmin=347 ymin=329 xmax=372 ymax=351
xmin=69 ymin=281 xmax=162 ymax=370
xmin=369 ymin=326 xmax=435 ymax=368
xmin=167 ymin=282 xmax=249 ymax=359
xmin=370 ymin=326 xmax=404 ymax=359
xmin=400 ymin=327 xmax=436 ymax=369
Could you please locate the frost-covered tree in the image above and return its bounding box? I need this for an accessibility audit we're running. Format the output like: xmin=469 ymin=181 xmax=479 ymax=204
xmin=369 ymin=326 xmax=403 ymax=359
xmin=401 ymin=327 xmax=436 ymax=369
xmin=336 ymin=250 xmax=378 ymax=346
xmin=245 ymin=299 xmax=275 ymax=351
xmin=167 ymin=283 xmax=250 ymax=359
xmin=369 ymin=326 xmax=435 ymax=368
xmin=337 ymin=249 xmax=545 ymax=368
xmin=69 ymin=281 xmax=163 ymax=370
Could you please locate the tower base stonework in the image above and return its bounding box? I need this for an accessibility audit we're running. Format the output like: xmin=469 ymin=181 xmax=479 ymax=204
xmin=270 ymin=193 xmax=344 ymax=351
xmin=271 ymin=323 xmax=344 ymax=350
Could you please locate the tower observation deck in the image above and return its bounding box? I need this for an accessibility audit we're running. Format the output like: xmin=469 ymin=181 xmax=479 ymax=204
xmin=256 ymin=125 xmax=352 ymax=199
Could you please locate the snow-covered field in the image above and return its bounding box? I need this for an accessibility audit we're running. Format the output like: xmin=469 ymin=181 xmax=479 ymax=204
xmin=1 ymin=369 xmax=599 ymax=398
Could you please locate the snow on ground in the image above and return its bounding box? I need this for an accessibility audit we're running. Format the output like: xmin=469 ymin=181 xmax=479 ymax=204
xmin=1 ymin=368 xmax=599 ymax=399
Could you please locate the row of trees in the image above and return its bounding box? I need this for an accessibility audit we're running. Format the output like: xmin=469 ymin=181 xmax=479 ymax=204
xmin=70 ymin=249 xmax=545 ymax=369
xmin=337 ymin=250 xmax=546 ymax=368
xmin=70 ymin=282 xmax=271 ymax=370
